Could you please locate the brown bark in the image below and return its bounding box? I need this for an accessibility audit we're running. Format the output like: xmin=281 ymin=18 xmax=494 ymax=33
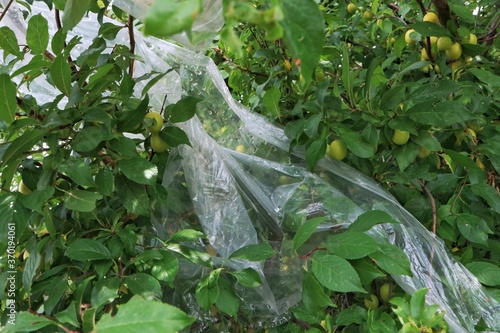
xmin=432 ymin=0 xmax=451 ymax=26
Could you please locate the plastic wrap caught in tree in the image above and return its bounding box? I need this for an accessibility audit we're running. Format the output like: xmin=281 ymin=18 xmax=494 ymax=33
xmin=1 ymin=1 xmax=500 ymax=332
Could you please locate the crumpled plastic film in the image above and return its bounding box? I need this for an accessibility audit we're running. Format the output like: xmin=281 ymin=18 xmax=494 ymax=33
xmin=2 ymin=1 xmax=500 ymax=332
xmin=112 ymin=0 xmax=224 ymax=50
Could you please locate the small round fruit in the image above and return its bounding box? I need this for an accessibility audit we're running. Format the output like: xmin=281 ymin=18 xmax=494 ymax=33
xmin=434 ymin=64 xmax=441 ymax=73
xmin=427 ymin=36 xmax=438 ymax=45
xmin=150 ymin=133 xmax=169 ymax=153
xmin=446 ymin=42 xmax=462 ymax=60
xmin=235 ymin=144 xmax=246 ymax=153
xmin=145 ymin=112 xmax=164 ymax=132
xmin=476 ymin=158 xmax=485 ymax=169
xmin=315 ymin=69 xmax=325 ymax=82
xmin=363 ymin=10 xmax=373 ymax=20
xmin=392 ymin=129 xmax=410 ymax=145
xmin=437 ymin=37 xmax=452 ymax=51
xmin=423 ymin=12 xmax=439 ymax=24
xmin=364 ymin=294 xmax=380 ymax=310
xmin=390 ymin=37 xmax=396 ymax=44
xmin=326 ymin=140 xmax=348 ymax=161
xmin=467 ymin=33 xmax=478 ymax=45
xmin=451 ymin=61 xmax=463 ymax=71
xmin=418 ymin=146 xmax=431 ymax=158
xmin=405 ymin=29 xmax=417 ymax=44
xmin=347 ymin=3 xmax=357 ymax=14
xmin=19 ymin=180 xmax=32 ymax=194
xmin=379 ymin=283 xmax=392 ymax=302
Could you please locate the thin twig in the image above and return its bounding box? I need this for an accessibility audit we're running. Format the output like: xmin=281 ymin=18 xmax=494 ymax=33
xmin=420 ymin=180 xmax=437 ymax=234
xmin=415 ymin=0 xmax=427 ymax=15
xmin=450 ymin=179 xmax=467 ymax=213
xmin=0 ymin=0 xmax=15 ymax=23
xmin=211 ymin=47 xmax=268 ymax=77
xmin=128 ymin=15 xmax=136 ymax=77
xmin=55 ymin=9 xmax=62 ymax=30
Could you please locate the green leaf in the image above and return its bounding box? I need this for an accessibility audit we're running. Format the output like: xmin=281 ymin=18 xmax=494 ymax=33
xmin=94 ymin=295 xmax=195 ymax=333
xmin=216 ymin=278 xmax=240 ymax=317
xmin=281 ymin=0 xmax=325 ymax=87
xmin=23 ymin=247 xmax=41 ymax=291
xmin=393 ymin=142 xmax=419 ymax=171
xmin=161 ymin=126 xmax=191 ymax=147
xmin=22 ymin=187 xmax=55 ymax=213
xmin=51 ymin=29 xmax=67 ymax=55
xmin=409 ymin=288 xmax=427 ymax=319
xmin=311 ymin=252 xmax=365 ymax=293
xmin=119 ymin=158 xmax=158 ymax=186
xmin=196 ymin=270 xmax=220 ymax=310
xmin=59 ymin=159 xmax=95 ymax=187
xmin=335 ymin=305 xmax=366 ymax=326
xmin=229 ymin=243 xmax=275 ymax=261
xmin=169 ymin=96 xmax=201 ymax=123
xmin=324 ymin=232 xmax=379 ymax=260
xmin=306 ymin=139 xmax=326 ymax=170
xmin=348 ymin=210 xmax=399 ymax=232
xmin=91 ymin=278 xmax=120 ymax=308
xmin=370 ymin=244 xmax=412 ymax=276
xmin=230 ymin=268 xmax=263 ymax=287
xmin=302 ymin=270 xmax=334 ymax=309
xmin=168 ymin=229 xmax=206 ymax=243
xmin=144 ymin=0 xmax=203 ymax=37
xmin=455 ymin=214 xmax=491 ymax=245
xmin=98 ymin=22 xmax=124 ymax=40
xmin=471 ymin=184 xmax=500 ymax=214
xmin=412 ymin=130 xmax=441 ymax=151
xmin=62 ymin=0 xmax=92 ymax=31
xmin=351 ymin=258 xmax=386 ymax=285
xmin=151 ymin=251 xmax=179 ymax=286
xmin=71 ymin=126 xmax=105 ymax=152
xmin=1 ymin=311 xmax=57 ymax=332
xmin=262 ymin=86 xmax=282 ymax=118
xmin=293 ymin=216 xmax=326 ymax=252
xmin=466 ymin=261 xmax=500 ymax=287
xmin=96 ymin=167 xmax=114 ymax=196
xmin=125 ymin=273 xmax=162 ymax=298
xmin=65 ymin=239 xmax=111 ymax=261
xmin=26 ymin=14 xmax=49 ymax=54
xmin=44 ymin=275 xmax=68 ymax=315
xmin=0 ymin=26 xmax=23 ymax=59
xmin=337 ymin=128 xmax=374 ymax=158
xmin=410 ymin=22 xmax=451 ymax=37
xmin=449 ymin=3 xmax=475 ymax=23
xmin=0 ymin=74 xmax=18 ymax=125
xmin=468 ymin=68 xmax=500 ymax=89
xmin=64 ymin=189 xmax=102 ymax=212
xmin=51 ymin=54 xmax=73 ymax=96
xmin=407 ymin=101 xmax=475 ymax=127
xmin=115 ymin=175 xmax=150 ymax=216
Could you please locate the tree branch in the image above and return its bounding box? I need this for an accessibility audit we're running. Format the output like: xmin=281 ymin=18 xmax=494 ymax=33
xmin=128 ymin=15 xmax=136 ymax=77
xmin=420 ymin=180 xmax=437 ymax=234
xmin=432 ymin=0 xmax=451 ymax=26
xmin=0 ymin=0 xmax=15 ymax=23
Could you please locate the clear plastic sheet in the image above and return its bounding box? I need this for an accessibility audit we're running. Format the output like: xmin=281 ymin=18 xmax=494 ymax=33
xmin=2 ymin=1 xmax=500 ymax=332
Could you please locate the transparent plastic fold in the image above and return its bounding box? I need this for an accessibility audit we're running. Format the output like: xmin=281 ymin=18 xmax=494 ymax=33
xmin=2 ymin=1 xmax=500 ymax=332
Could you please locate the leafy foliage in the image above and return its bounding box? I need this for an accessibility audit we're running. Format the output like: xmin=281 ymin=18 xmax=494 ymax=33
xmin=0 ymin=0 xmax=499 ymax=332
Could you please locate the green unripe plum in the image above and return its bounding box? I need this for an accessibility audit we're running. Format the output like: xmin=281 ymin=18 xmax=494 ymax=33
xmin=326 ymin=140 xmax=348 ymax=161
xmin=19 ymin=180 xmax=32 ymax=194
xmin=379 ymin=282 xmax=392 ymax=302
xmin=392 ymin=129 xmax=410 ymax=145
xmin=446 ymin=42 xmax=462 ymax=60
xmin=347 ymin=3 xmax=357 ymax=14
xmin=363 ymin=10 xmax=373 ymax=20
xmin=150 ymin=133 xmax=169 ymax=153
xmin=145 ymin=112 xmax=164 ymax=132
xmin=417 ymin=146 xmax=431 ymax=158
xmin=437 ymin=37 xmax=452 ymax=51
xmin=364 ymin=294 xmax=379 ymax=310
